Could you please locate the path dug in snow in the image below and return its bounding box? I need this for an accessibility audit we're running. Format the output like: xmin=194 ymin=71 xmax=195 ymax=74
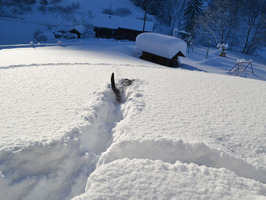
xmin=0 ymin=58 xmax=146 ymax=200
xmin=0 ymin=60 xmax=140 ymax=200
xmin=0 ymin=82 xmax=108 ymax=199
xmin=0 ymin=43 xmax=266 ymax=200
xmin=73 ymin=63 xmax=266 ymax=199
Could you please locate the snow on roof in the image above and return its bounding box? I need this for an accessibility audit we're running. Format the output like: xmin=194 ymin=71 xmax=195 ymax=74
xmin=70 ymin=25 xmax=88 ymax=34
xmin=173 ymin=28 xmax=191 ymax=36
xmin=136 ymin=32 xmax=187 ymax=59
xmin=92 ymin=14 xmax=154 ymax=32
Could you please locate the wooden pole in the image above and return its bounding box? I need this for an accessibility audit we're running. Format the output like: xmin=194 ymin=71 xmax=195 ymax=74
xmin=143 ymin=0 xmax=148 ymax=32
xmin=206 ymin=41 xmax=210 ymax=59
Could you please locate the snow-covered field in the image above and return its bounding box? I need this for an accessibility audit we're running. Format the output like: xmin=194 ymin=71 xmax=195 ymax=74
xmin=0 ymin=39 xmax=266 ymax=200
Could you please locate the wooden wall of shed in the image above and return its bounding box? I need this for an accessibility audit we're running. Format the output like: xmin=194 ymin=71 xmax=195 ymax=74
xmin=141 ymin=51 xmax=179 ymax=67
xmin=69 ymin=29 xmax=81 ymax=38
xmin=94 ymin=27 xmax=142 ymax=41
xmin=94 ymin=27 xmax=115 ymax=39
xmin=116 ymin=28 xmax=142 ymax=41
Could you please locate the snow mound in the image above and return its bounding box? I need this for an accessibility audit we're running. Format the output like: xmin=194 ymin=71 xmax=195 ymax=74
xmin=98 ymin=139 xmax=266 ymax=183
xmin=136 ymin=32 xmax=187 ymax=59
xmin=0 ymin=139 xmax=98 ymax=200
xmin=73 ymin=158 xmax=266 ymax=200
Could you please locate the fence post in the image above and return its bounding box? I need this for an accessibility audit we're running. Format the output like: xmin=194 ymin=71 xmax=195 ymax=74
xmin=206 ymin=41 xmax=210 ymax=59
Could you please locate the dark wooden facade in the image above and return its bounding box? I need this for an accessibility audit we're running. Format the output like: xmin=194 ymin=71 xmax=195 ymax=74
xmin=69 ymin=29 xmax=81 ymax=38
xmin=94 ymin=27 xmax=142 ymax=41
xmin=141 ymin=51 xmax=185 ymax=67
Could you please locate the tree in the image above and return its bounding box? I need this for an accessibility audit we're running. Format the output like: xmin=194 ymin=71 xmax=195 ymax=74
xmin=131 ymin=0 xmax=164 ymax=31
xmin=132 ymin=0 xmax=187 ymax=30
xmin=131 ymin=0 xmax=163 ymax=16
xmin=183 ymin=0 xmax=203 ymax=35
xmin=0 ymin=0 xmax=3 ymax=12
xmin=39 ymin=0 xmax=48 ymax=6
xmin=39 ymin=0 xmax=48 ymax=12
xmin=239 ymin=0 xmax=266 ymax=54
xmin=198 ymin=0 xmax=240 ymax=46
xmin=160 ymin=0 xmax=186 ymax=28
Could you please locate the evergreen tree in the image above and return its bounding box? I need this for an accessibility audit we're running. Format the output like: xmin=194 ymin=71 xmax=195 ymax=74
xmin=183 ymin=0 xmax=203 ymax=35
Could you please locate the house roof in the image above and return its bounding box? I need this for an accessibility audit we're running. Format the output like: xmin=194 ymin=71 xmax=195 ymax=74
xmin=136 ymin=33 xmax=187 ymax=59
xmin=92 ymin=14 xmax=154 ymax=32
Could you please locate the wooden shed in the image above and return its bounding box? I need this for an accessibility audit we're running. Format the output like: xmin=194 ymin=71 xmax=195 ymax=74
xmin=136 ymin=33 xmax=187 ymax=67
xmin=69 ymin=25 xmax=88 ymax=39
xmin=92 ymin=14 xmax=154 ymax=41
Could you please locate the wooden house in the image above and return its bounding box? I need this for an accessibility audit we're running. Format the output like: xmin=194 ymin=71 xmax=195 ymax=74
xmin=136 ymin=33 xmax=187 ymax=67
xmin=92 ymin=14 xmax=154 ymax=41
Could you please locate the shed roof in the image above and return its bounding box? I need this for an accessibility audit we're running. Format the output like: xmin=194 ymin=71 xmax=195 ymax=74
xmin=136 ymin=33 xmax=187 ymax=59
xmin=92 ymin=14 xmax=154 ymax=32
xmin=70 ymin=25 xmax=88 ymax=34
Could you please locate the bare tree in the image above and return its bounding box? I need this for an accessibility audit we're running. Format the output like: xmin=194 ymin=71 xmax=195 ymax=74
xmin=132 ymin=0 xmax=187 ymax=30
xmin=240 ymin=0 xmax=266 ymax=54
xmin=131 ymin=0 xmax=163 ymax=31
xmin=198 ymin=0 xmax=240 ymax=45
xmin=161 ymin=0 xmax=186 ymax=28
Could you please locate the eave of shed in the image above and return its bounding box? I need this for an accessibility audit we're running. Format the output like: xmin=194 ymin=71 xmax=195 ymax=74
xmin=136 ymin=33 xmax=187 ymax=59
xmin=92 ymin=14 xmax=154 ymax=32
xmin=69 ymin=25 xmax=88 ymax=34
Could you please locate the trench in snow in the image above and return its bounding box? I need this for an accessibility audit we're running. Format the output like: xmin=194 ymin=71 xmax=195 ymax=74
xmin=0 ymin=79 xmax=141 ymax=200
xmin=0 ymin=76 xmax=265 ymax=200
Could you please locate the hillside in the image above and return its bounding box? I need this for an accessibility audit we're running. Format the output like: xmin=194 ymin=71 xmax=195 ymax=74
xmin=0 ymin=0 xmax=150 ymax=44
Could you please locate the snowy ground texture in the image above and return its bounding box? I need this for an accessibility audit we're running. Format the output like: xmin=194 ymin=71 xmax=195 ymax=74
xmin=0 ymin=39 xmax=266 ymax=200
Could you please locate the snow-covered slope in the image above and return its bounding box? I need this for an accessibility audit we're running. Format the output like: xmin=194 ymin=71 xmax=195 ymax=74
xmin=0 ymin=39 xmax=266 ymax=200
xmin=0 ymin=0 xmax=149 ymax=45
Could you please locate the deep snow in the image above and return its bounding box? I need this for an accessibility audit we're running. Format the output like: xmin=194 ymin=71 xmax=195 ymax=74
xmin=0 ymin=39 xmax=266 ymax=200
xmin=1 ymin=0 xmax=265 ymax=199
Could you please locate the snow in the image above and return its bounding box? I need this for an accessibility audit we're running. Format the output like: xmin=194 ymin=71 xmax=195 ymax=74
xmin=1 ymin=0 xmax=266 ymax=198
xmin=173 ymin=28 xmax=191 ymax=37
xmin=70 ymin=25 xmax=88 ymax=34
xmin=74 ymin=159 xmax=265 ymax=200
xmin=0 ymin=19 xmax=47 ymax=45
xmin=77 ymin=0 xmax=146 ymax=18
xmin=136 ymin=32 xmax=187 ymax=59
xmin=0 ymin=39 xmax=266 ymax=200
xmin=217 ymin=43 xmax=229 ymax=50
xmin=0 ymin=0 xmax=152 ymax=45
xmin=92 ymin=14 xmax=154 ymax=32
